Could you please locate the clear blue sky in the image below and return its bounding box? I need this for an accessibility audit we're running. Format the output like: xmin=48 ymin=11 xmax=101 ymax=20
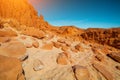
xmin=29 ymin=0 xmax=120 ymax=28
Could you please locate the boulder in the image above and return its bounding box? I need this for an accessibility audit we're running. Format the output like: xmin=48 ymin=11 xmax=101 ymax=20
xmin=57 ymin=53 xmax=69 ymax=65
xmin=53 ymin=42 xmax=62 ymax=48
xmin=0 ymin=55 xmax=25 ymax=80
xmin=0 ymin=41 xmax=26 ymax=58
xmin=72 ymin=65 xmax=90 ymax=80
xmin=22 ymin=27 xmax=45 ymax=39
xmin=41 ymin=43 xmax=53 ymax=50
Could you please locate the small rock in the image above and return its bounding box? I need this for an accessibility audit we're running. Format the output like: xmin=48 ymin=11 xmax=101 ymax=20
xmin=72 ymin=65 xmax=90 ymax=80
xmin=75 ymin=44 xmax=84 ymax=52
xmin=32 ymin=40 xmax=39 ymax=48
xmin=57 ymin=53 xmax=68 ymax=65
xmin=61 ymin=45 xmax=69 ymax=51
xmin=57 ymin=39 xmax=65 ymax=43
xmin=53 ymin=42 xmax=61 ymax=48
xmin=41 ymin=43 xmax=53 ymax=50
xmin=33 ymin=59 xmax=44 ymax=71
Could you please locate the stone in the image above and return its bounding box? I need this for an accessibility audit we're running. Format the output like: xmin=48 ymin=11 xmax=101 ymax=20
xmin=0 ymin=37 xmax=11 ymax=43
xmin=25 ymin=43 xmax=33 ymax=48
xmin=53 ymin=42 xmax=61 ymax=48
xmin=22 ymin=27 xmax=45 ymax=39
xmin=56 ymin=53 xmax=68 ymax=65
xmin=0 ymin=55 xmax=25 ymax=80
xmin=0 ymin=41 xmax=26 ymax=58
xmin=33 ymin=59 xmax=44 ymax=71
xmin=57 ymin=39 xmax=65 ymax=43
xmin=72 ymin=65 xmax=90 ymax=80
xmin=61 ymin=45 xmax=69 ymax=51
xmin=32 ymin=40 xmax=39 ymax=48
xmin=41 ymin=43 xmax=53 ymax=50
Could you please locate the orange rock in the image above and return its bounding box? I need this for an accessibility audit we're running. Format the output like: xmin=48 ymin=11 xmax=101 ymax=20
xmin=72 ymin=65 xmax=90 ymax=80
xmin=57 ymin=53 xmax=68 ymax=65
xmin=0 ymin=55 xmax=25 ymax=80
xmin=0 ymin=41 xmax=26 ymax=58
xmin=0 ymin=28 xmax=17 ymax=37
xmin=0 ymin=0 xmax=48 ymax=29
xmin=25 ymin=43 xmax=32 ymax=48
xmin=61 ymin=45 xmax=69 ymax=51
xmin=65 ymin=40 xmax=71 ymax=46
xmin=53 ymin=42 xmax=62 ymax=48
xmin=32 ymin=40 xmax=39 ymax=48
xmin=22 ymin=27 xmax=45 ymax=39
xmin=0 ymin=37 xmax=11 ymax=43
xmin=41 ymin=43 xmax=53 ymax=50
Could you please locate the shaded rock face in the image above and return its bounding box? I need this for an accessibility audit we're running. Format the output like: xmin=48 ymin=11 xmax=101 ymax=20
xmin=0 ymin=55 xmax=25 ymax=80
xmin=107 ymin=52 xmax=120 ymax=63
xmin=81 ymin=28 xmax=120 ymax=49
xmin=0 ymin=0 xmax=47 ymax=28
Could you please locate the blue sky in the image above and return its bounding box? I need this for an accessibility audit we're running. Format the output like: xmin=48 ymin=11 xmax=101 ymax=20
xmin=29 ymin=0 xmax=120 ymax=28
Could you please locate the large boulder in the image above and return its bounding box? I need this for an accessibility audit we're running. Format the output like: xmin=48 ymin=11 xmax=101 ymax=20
xmin=0 ymin=55 xmax=25 ymax=80
xmin=0 ymin=41 xmax=26 ymax=58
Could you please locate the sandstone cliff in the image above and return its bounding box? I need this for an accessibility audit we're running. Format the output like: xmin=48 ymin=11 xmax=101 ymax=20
xmin=0 ymin=0 xmax=48 ymax=28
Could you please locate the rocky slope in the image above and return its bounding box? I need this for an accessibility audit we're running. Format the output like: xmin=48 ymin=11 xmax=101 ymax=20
xmin=0 ymin=0 xmax=120 ymax=80
xmin=81 ymin=28 xmax=120 ymax=49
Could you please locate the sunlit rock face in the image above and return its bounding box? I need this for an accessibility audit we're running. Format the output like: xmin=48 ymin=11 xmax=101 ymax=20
xmin=0 ymin=0 xmax=46 ymax=28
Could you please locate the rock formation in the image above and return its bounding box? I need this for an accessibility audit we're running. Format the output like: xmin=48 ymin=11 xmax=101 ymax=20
xmin=0 ymin=0 xmax=120 ymax=80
